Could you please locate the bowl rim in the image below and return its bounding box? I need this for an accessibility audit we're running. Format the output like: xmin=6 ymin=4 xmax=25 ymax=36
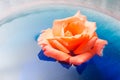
xmin=0 ymin=0 xmax=119 ymax=26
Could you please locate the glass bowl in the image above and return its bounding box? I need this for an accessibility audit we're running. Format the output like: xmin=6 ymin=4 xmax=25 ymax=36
xmin=0 ymin=1 xmax=120 ymax=80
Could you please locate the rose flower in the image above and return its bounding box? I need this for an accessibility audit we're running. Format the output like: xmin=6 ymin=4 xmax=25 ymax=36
xmin=38 ymin=11 xmax=108 ymax=65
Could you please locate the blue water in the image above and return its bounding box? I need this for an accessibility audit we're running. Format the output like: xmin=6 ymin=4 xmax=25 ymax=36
xmin=0 ymin=6 xmax=120 ymax=80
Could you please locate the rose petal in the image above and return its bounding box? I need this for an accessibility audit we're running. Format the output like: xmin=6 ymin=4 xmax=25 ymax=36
xmin=37 ymin=28 xmax=53 ymax=43
xmin=64 ymin=21 xmax=85 ymax=35
xmin=73 ymin=34 xmax=90 ymax=54
xmin=92 ymin=39 xmax=108 ymax=56
xmin=74 ymin=37 xmax=97 ymax=54
xmin=48 ymin=39 xmax=70 ymax=53
xmin=56 ymin=34 xmax=85 ymax=50
xmin=52 ymin=11 xmax=86 ymax=37
xmin=52 ymin=20 xmax=65 ymax=36
xmin=84 ymin=21 xmax=96 ymax=38
xmin=64 ymin=30 xmax=73 ymax=37
xmin=74 ymin=11 xmax=86 ymax=22
xmin=69 ymin=50 xmax=95 ymax=65
xmin=42 ymin=45 xmax=71 ymax=62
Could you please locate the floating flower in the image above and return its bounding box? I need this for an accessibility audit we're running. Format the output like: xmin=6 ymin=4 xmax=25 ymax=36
xmin=37 ymin=11 xmax=108 ymax=65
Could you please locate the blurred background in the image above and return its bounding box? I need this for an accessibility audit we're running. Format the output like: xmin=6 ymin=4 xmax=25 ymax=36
xmin=0 ymin=0 xmax=120 ymax=20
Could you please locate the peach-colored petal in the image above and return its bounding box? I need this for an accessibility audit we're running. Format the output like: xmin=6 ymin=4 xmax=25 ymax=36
xmin=93 ymin=32 xmax=98 ymax=37
xmin=43 ymin=45 xmax=71 ymax=62
xmin=47 ymin=39 xmax=70 ymax=53
xmin=37 ymin=28 xmax=53 ymax=45
xmin=52 ymin=20 xmax=65 ymax=36
xmin=69 ymin=50 xmax=95 ymax=65
xmin=52 ymin=11 xmax=86 ymax=37
xmin=56 ymin=34 xmax=85 ymax=50
xmin=74 ymin=37 xmax=97 ymax=54
xmin=92 ymin=39 xmax=108 ymax=56
xmin=84 ymin=21 xmax=96 ymax=37
xmin=64 ymin=30 xmax=73 ymax=37
xmin=64 ymin=21 xmax=85 ymax=35
xmin=73 ymin=34 xmax=90 ymax=54
xmin=74 ymin=11 xmax=86 ymax=22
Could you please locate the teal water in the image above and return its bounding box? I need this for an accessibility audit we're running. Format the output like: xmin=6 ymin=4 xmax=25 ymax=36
xmin=0 ymin=6 xmax=120 ymax=80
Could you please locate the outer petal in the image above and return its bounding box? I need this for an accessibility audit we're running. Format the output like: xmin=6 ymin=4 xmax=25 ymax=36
xmin=69 ymin=50 xmax=95 ymax=65
xmin=37 ymin=28 xmax=54 ymax=46
xmin=84 ymin=21 xmax=96 ymax=38
xmin=52 ymin=20 xmax=66 ymax=36
xmin=74 ymin=11 xmax=86 ymax=22
xmin=74 ymin=37 xmax=97 ymax=54
xmin=92 ymin=39 xmax=108 ymax=56
xmin=48 ymin=39 xmax=70 ymax=53
xmin=42 ymin=45 xmax=71 ymax=62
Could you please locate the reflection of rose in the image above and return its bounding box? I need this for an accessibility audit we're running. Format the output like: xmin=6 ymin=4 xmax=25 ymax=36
xmin=38 ymin=11 xmax=108 ymax=65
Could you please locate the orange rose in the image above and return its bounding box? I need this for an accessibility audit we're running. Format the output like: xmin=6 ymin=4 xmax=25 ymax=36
xmin=38 ymin=11 xmax=108 ymax=65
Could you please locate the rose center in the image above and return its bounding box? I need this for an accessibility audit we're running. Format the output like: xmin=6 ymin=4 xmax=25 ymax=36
xmin=64 ymin=21 xmax=85 ymax=36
